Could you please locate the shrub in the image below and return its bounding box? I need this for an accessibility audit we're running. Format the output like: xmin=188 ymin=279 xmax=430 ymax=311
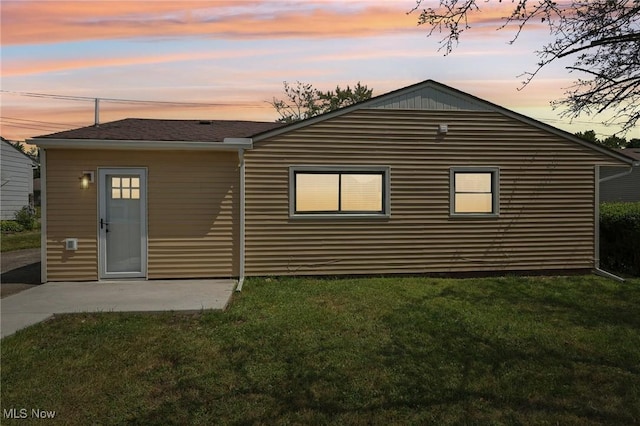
xmin=13 ymin=206 xmax=36 ymax=231
xmin=600 ymin=202 xmax=640 ymax=276
xmin=0 ymin=220 xmax=24 ymax=233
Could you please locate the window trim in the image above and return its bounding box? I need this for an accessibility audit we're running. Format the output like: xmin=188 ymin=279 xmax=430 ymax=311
xmin=289 ymin=166 xmax=391 ymax=218
xmin=449 ymin=167 xmax=500 ymax=218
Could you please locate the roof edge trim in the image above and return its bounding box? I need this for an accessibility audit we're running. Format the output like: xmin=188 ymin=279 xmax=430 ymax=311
xmin=29 ymin=138 xmax=253 ymax=151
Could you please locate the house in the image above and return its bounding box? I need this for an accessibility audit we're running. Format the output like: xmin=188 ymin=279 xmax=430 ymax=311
xmin=600 ymin=148 xmax=640 ymax=202
xmin=30 ymin=80 xmax=635 ymax=284
xmin=1 ymin=138 xmax=36 ymax=220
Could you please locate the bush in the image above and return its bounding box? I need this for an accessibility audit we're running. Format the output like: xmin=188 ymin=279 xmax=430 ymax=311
xmin=600 ymin=202 xmax=640 ymax=276
xmin=0 ymin=220 xmax=24 ymax=233
xmin=14 ymin=206 xmax=36 ymax=231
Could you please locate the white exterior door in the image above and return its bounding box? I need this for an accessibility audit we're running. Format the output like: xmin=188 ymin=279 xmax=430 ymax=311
xmin=99 ymin=168 xmax=147 ymax=279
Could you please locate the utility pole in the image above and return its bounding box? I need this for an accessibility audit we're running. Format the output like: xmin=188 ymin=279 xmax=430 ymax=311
xmin=94 ymin=98 xmax=100 ymax=126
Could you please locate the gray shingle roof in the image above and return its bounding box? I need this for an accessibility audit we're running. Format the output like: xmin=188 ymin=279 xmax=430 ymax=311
xmin=35 ymin=118 xmax=285 ymax=142
xmin=616 ymin=148 xmax=640 ymax=161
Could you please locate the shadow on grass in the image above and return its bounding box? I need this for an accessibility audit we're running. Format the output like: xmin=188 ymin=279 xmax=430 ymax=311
xmin=378 ymin=287 xmax=640 ymax=424
xmin=1 ymin=262 xmax=41 ymax=285
xmin=432 ymin=276 xmax=640 ymax=329
xmin=3 ymin=276 xmax=639 ymax=424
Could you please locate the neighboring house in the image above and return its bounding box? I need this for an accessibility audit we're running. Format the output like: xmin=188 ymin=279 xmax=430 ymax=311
xmin=31 ymin=80 xmax=634 ymax=284
xmin=600 ymin=148 xmax=640 ymax=202
xmin=1 ymin=138 xmax=36 ymax=220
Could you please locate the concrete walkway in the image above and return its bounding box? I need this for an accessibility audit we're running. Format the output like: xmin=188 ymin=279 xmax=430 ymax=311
xmin=0 ymin=279 xmax=236 ymax=338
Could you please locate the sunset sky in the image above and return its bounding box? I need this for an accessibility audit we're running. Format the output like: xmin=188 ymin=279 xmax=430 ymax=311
xmin=2 ymin=0 xmax=636 ymax=143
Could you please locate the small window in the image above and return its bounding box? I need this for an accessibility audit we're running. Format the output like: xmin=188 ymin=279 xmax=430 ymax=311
xmin=450 ymin=167 xmax=499 ymax=216
xmin=290 ymin=167 xmax=389 ymax=217
xmin=111 ymin=176 xmax=140 ymax=200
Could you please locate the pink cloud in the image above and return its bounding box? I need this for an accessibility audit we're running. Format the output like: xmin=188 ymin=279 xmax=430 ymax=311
xmin=2 ymin=49 xmax=278 ymax=77
xmin=2 ymin=1 xmax=419 ymax=46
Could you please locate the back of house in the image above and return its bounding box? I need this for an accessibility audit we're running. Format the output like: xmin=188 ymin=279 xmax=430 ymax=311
xmin=31 ymin=80 xmax=633 ymax=283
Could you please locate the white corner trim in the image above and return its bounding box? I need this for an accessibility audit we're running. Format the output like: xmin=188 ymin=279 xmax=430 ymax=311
xmin=40 ymin=149 xmax=47 ymax=283
xmin=594 ymin=165 xmax=600 ymax=270
xmin=237 ymin=148 xmax=246 ymax=292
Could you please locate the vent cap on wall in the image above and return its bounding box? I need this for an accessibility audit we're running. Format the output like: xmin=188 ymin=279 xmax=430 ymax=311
xmin=65 ymin=238 xmax=78 ymax=251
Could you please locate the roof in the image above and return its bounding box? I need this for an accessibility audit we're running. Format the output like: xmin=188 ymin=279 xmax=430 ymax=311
xmin=35 ymin=118 xmax=285 ymax=142
xmin=28 ymin=80 xmax=634 ymax=165
xmin=616 ymin=148 xmax=640 ymax=161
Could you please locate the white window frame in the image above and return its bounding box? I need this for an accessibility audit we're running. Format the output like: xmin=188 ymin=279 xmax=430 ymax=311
xmin=289 ymin=166 xmax=391 ymax=218
xmin=450 ymin=167 xmax=500 ymax=218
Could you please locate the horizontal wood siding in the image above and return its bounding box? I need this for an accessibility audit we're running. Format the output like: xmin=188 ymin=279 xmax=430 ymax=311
xmin=45 ymin=149 xmax=238 ymax=281
xmin=1 ymin=142 xmax=34 ymax=219
xmin=244 ymin=110 xmax=624 ymax=276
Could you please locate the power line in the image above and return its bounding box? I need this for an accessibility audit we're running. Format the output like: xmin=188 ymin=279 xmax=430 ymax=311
xmin=0 ymin=122 xmax=63 ymax=132
xmin=1 ymin=116 xmax=77 ymax=129
xmin=0 ymin=89 xmax=263 ymax=108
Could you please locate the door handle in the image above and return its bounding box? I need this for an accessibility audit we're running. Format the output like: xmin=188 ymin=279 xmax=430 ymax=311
xmin=100 ymin=218 xmax=109 ymax=232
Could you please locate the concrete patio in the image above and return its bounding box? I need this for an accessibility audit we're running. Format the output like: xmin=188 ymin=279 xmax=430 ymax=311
xmin=0 ymin=279 xmax=236 ymax=338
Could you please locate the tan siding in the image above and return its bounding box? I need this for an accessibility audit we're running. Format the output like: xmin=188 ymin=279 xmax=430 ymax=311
xmin=45 ymin=150 xmax=238 ymax=281
xmin=244 ymin=110 xmax=626 ymax=276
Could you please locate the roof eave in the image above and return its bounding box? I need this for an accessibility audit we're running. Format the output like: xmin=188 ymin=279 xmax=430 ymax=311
xmin=29 ymin=138 xmax=253 ymax=150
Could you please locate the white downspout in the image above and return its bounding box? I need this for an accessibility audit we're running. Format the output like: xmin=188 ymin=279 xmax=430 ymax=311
xmin=236 ymin=148 xmax=246 ymax=292
xmin=594 ymin=164 xmax=637 ymax=282
xmin=599 ymin=165 xmax=634 ymax=183
xmin=40 ymin=148 xmax=47 ymax=283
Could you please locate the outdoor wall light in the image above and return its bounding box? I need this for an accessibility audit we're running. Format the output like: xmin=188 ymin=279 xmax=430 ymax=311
xmin=438 ymin=124 xmax=449 ymax=134
xmin=80 ymin=171 xmax=94 ymax=189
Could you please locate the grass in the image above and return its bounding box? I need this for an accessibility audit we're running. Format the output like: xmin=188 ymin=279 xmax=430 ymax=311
xmin=0 ymin=230 xmax=40 ymax=252
xmin=1 ymin=207 xmax=41 ymax=252
xmin=2 ymin=275 xmax=640 ymax=425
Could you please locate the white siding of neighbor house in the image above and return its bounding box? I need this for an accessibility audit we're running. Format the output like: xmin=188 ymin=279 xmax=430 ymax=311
xmin=1 ymin=141 xmax=34 ymax=220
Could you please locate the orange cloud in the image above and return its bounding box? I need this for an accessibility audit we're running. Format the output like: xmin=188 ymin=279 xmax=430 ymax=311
xmin=2 ymin=2 xmax=417 ymax=46
xmin=2 ymin=0 xmax=547 ymax=49
xmin=1 ymin=1 xmax=249 ymax=44
xmin=2 ymin=49 xmax=279 ymax=77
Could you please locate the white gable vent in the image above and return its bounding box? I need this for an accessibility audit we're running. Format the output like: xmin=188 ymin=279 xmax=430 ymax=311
xmin=65 ymin=238 xmax=78 ymax=251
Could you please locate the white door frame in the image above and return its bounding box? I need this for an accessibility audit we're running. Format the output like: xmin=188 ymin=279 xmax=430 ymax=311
xmin=98 ymin=168 xmax=148 ymax=279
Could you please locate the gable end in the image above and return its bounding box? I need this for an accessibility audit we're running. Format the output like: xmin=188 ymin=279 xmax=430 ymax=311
xmin=369 ymin=85 xmax=491 ymax=111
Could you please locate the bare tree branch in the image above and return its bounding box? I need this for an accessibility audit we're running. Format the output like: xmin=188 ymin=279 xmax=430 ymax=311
xmin=411 ymin=0 xmax=640 ymax=135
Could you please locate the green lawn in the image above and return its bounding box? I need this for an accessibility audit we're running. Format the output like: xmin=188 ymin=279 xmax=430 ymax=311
xmin=2 ymin=275 xmax=639 ymax=425
xmin=0 ymin=230 xmax=40 ymax=252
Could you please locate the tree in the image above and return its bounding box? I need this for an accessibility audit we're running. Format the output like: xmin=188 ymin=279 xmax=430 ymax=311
xmin=411 ymin=0 xmax=640 ymax=135
xmin=2 ymin=137 xmax=26 ymax=153
xmin=574 ymin=129 xmax=639 ymax=149
xmin=317 ymin=82 xmax=374 ymax=113
xmin=270 ymin=81 xmax=373 ymax=123
xmin=574 ymin=130 xmax=598 ymax=143
xmin=602 ymin=135 xmax=628 ymax=149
